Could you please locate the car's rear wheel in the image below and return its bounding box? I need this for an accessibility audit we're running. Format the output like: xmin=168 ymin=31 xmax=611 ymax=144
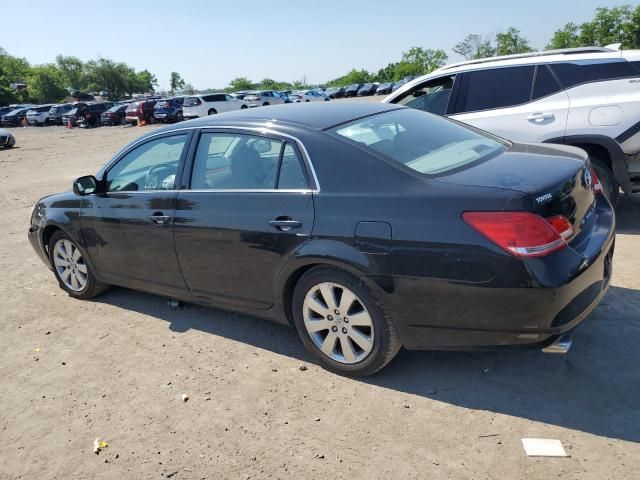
xmin=48 ymin=230 xmax=108 ymax=299
xmin=147 ymin=114 xmax=156 ymax=124
xmin=241 ymin=105 xmax=248 ymax=109
xmin=592 ymin=158 xmax=619 ymax=206
xmin=263 ymin=102 xmax=269 ymax=106
xmin=292 ymin=267 xmax=401 ymax=376
xmin=208 ymin=109 xmax=217 ymax=115
xmin=176 ymin=112 xmax=184 ymax=122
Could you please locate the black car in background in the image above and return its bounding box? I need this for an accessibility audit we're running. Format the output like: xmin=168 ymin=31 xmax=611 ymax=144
xmin=101 ymin=104 xmax=128 ymax=126
xmin=76 ymin=102 xmax=113 ymax=128
xmin=27 ymin=103 xmax=614 ymax=376
xmin=49 ymin=104 xmax=74 ymax=125
xmin=1 ymin=107 xmax=30 ymax=127
xmin=375 ymin=82 xmax=394 ymax=95
xmin=0 ymin=106 xmax=17 ymax=119
xmin=62 ymin=107 xmax=79 ymax=127
xmin=344 ymin=83 xmax=362 ymax=97
xmin=154 ymin=97 xmax=185 ymax=123
xmin=324 ymin=87 xmax=345 ymax=99
xmin=357 ymin=83 xmax=378 ymax=96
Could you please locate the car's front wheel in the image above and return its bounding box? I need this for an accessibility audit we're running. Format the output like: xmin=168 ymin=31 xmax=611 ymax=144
xmin=292 ymin=267 xmax=401 ymax=376
xmin=48 ymin=230 xmax=108 ymax=299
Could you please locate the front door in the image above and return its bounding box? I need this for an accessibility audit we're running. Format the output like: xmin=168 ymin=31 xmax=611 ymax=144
xmin=174 ymin=130 xmax=315 ymax=309
xmin=80 ymin=132 xmax=192 ymax=297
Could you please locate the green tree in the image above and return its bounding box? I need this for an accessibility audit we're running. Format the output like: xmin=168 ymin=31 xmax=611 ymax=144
xmin=27 ymin=64 xmax=67 ymax=103
xmin=453 ymin=34 xmax=496 ymax=59
xmin=181 ymin=83 xmax=196 ymax=95
xmin=401 ymin=47 xmax=448 ymax=73
xmin=0 ymin=48 xmax=30 ymax=104
xmin=55 ymin=55 xmax=86 ymax=91
xmin=260 ymin=78 xmax=281 ymax=90
xmin=546 ymin=22 xmax=581 ymax=49
xmin=579 ymin=6 xmax=637 ymax=48
xmin=495 ymin=27 xmax=534 ymax=56
xmin=85 ymin=59 xmax=132 ymax=100
xmin=326 ymin=68 xmax=372 ymax=87
xmin=169 ymin=72 xmax=185 ymax=93
xmin=229 ymin=76 xmax=253 ymax=91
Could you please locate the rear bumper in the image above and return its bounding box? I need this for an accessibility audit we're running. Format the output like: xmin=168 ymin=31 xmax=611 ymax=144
xmin=391 ymin=194 xmax=616 ymax=350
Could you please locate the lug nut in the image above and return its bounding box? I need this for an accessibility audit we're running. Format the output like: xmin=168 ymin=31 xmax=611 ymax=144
xmin=331 ymin=326 xmax=338 ymax=332
xmin=343 ymin=317 xmax=349 ymax=323
xmin=334 ymin=309 xmax=340 ymax=315
xmin=327 ymin=315 xmax=333 ymax=321
xmin=342 ymin=327 xmax=348 ymax=334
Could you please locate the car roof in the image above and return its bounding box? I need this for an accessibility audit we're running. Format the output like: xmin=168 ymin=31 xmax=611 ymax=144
xmin=155 ymin=102 xmax=403 ymax=132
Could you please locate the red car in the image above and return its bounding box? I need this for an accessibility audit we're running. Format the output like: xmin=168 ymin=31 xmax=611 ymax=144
xmin=125 ymin=100 xmax=158 ymax=125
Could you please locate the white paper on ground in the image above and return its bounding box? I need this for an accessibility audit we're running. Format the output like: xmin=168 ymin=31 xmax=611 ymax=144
xmin=521 ymin=438 xmax=568 ymax=457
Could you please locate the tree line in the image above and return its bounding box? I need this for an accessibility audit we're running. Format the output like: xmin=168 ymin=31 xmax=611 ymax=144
xmin=2 ymin=4 xmax=639 ymax=105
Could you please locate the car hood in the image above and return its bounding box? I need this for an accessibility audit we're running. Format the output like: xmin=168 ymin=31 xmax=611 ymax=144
xmin=0 ymin=128 xmax=13 ymax=136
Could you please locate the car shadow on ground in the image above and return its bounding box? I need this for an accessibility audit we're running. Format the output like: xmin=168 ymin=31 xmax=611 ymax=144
xmin=616 ymin=194 xmax=640 ymax=234
xmin=96 ymin=282 xmax=640 ymax=444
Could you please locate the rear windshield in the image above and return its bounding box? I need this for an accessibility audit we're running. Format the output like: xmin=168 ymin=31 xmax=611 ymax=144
xmin=184 ymin=97 xmax=200 ymax=107
xmin=331 ymin=108 xmax=508 ymax=175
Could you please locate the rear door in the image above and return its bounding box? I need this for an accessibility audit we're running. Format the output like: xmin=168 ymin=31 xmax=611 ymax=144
xmin=173 ymin=130 xmax=315 ymax=309
xmin=450 ymin=64 xmax=569 ymax=143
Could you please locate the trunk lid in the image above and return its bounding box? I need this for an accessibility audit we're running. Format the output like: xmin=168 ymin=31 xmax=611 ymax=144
xmin=437 ymin=142 xmax=597 ymax=244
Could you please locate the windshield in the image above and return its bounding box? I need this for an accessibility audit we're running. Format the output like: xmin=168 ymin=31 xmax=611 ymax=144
xmin=331 ymin=108 xmax=509 ymax=175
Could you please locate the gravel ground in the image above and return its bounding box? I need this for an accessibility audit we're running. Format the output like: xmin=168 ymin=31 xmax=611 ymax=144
xmin=0 ymin=117 xmax=639 ymax=480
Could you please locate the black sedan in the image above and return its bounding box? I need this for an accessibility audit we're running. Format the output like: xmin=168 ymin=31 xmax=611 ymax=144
xmin=28 ymin=103 xmax=615 ymax=376
xmin=101 ymin=104 xmax=128 ymax=126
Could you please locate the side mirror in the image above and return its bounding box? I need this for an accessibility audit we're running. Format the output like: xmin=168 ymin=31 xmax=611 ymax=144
xmin=73 ymin=175 xmax=99 ymax=195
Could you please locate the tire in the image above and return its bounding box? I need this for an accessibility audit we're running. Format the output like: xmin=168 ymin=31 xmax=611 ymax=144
xmin=241 ymin=105 xmax=248 ymax=109
xmin=147 ymin=114 xmax=156 ymax=124
xmin=176 ymin=112 xmax=184 ymax=122
xmin=591 ymin=158 xmax=619 ymax=206
xmin=292 ymin=266 xmax=401 ymax=376
xmin=48 ymin=230 xmax=109 ymax=299
xmin=208 ymin=109 xmax=217 ymax=115
xmin=262 ymin=102 xmax=269 ymax=106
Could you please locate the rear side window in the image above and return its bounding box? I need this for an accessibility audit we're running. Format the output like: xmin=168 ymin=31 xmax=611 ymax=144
xmin=532 ymin=65 xmax=562 ymax=100
xmin=460 ymin=66 xmax=535 ymax=112
xmin=277 ymin=143 xmax=308 ymax=189
xmin=202 ymin=94 xmax=225 ymax=102
xmin=549 ymin=60 xmax=640 ymax=88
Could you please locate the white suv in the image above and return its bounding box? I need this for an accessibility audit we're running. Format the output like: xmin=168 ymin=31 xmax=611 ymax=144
xmin=182 ymin=93 xmax=248 ymax=119
xmin=383 ymin=45 xmax=640 ymax=203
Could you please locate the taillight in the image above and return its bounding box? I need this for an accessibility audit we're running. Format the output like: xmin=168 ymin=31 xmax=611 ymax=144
xmin=463 ymin=211 xmax=568 ymax=258
xmin=545 ymin=215 xmax=573 ymax=240
xmin=591 ymin=168 xmax=603 ymax=194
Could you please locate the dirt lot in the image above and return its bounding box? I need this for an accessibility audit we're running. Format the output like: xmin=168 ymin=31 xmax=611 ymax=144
xmin=1 ymin=119 xmax=639 ymax=480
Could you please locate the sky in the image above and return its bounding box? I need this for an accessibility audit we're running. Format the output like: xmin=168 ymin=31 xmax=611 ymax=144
xmin=1 ymin=0 xmax=631 ymax=90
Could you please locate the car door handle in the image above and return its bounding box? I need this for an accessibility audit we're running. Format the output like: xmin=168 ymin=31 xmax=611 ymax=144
xmin=527 ymin=112 xmax=555 ymax=122
xmin=269 ymin=217 xmax=302 ymax=232
xmin=148 ymin=213 xmax=171 ymax=225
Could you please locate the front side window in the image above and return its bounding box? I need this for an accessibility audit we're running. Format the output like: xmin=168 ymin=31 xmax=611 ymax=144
xmin=190 ymin=133 xmax=308 ymax=190
xmin=331 ymin=109 xmax=508 ymax=175
xmin=460 ymin=66 xmax=535 ymax=113
xmin=106 ymin=134 xmax=188 ymax=192
xmin=394 ymin=75 xmax=455 ymax=116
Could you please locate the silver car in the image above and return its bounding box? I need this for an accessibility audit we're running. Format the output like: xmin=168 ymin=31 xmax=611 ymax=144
xmin=243 ymin=90 xmax=287 ymax=107
xmin=0 ymin=128 xmax=16 ymax=148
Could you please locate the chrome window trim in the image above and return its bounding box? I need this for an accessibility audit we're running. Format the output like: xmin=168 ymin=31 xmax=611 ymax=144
xmin=101 ymin=125 xmax=321 ymax=192
xmin=103 ymin=189 xmax=313 ymax=195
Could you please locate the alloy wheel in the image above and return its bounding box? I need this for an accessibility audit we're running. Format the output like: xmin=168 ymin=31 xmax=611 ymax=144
xmin=53 ymin=239 xmax=88 ymax=292
xmin=303 ymin=282 xmax=374 ymax=364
